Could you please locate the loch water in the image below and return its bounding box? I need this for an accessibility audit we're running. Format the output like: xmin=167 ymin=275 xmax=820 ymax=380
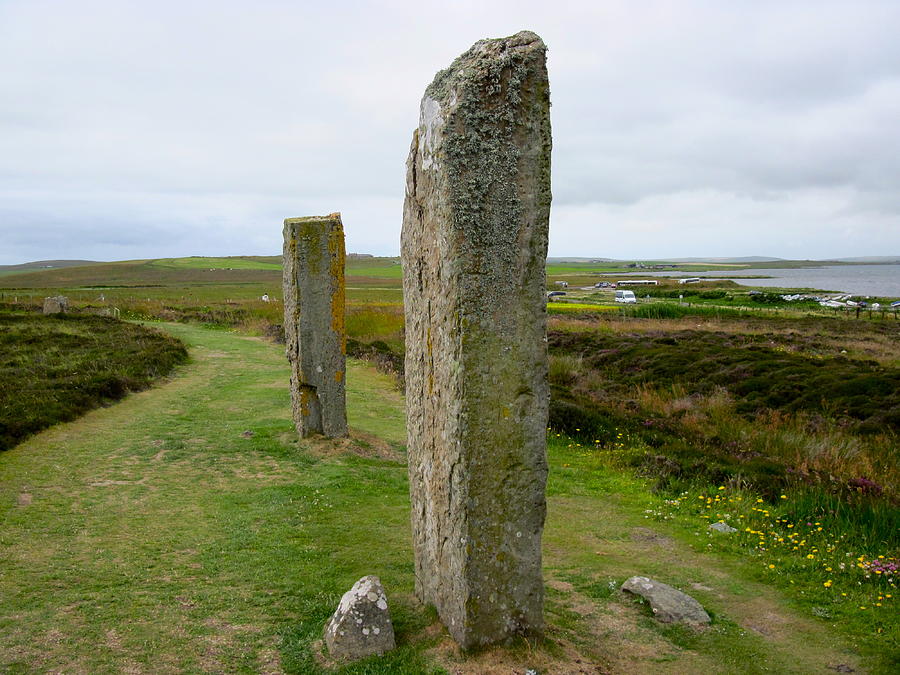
xmin=621 ymin=264 xmax=900 ymax=298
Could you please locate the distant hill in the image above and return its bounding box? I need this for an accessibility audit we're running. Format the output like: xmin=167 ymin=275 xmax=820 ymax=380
xmin=666 ymin=256 xmax=786 ymax=263
xmin=548 ymin=256 xmax=899 ymax=264
xmin=0 ymin=255 xmax=405 ymax=289
xmin=0 ymin=260 xmax=98 ymax=273
xmin=547 ymin=256 xmax=789 ymax=264
xmin=829 ymin=256 xmax=900 ymax=263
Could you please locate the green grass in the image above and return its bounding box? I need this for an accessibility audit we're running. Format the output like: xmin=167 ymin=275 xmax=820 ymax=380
xmin=0 ymin=323 xmax=436 ymax=674
xmin=151 ymin=256 xmax=282 ymax=271
xmin=546 ymin=263 xmax=625 ymax=275
xmin=644 ymin=481 xmax=899 ymax=658
xmin=546 ymin=435 xmax=899 ymax=671
xmin=1 ymin=324 xmax=895 ymax=672
xmin=547 ymin=302 xmax=618 ymax=313
xmin=618 ymin=301 xmax=786 ymax=320
xmin=0 ymin=257 xmax=403 ymax=298
xmin=2 ymin=253 xmax=898 ymax=671
xmin=0 ymin=256 xmax=407 ymax=342
xmin=0 ymin=311 xmax=187 ymax=450
xmin=346 ymin=259 xmax=403 ymax=279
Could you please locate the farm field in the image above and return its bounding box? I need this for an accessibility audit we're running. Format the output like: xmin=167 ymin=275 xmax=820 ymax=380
xmin=2 ymin=256 xmax=894 ymax=331
xmin=0 ymin=256 xmax=897 ymax=672
xmin=2 ymin=323 xmax=895 ymax=673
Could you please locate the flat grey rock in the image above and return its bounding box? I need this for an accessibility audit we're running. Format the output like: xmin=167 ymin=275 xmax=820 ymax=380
xmin=324 ymin=576 xmax=395 ymax=661
xmin=708 ymin=521 xmax=737 ymax=533
xmin=621 ymin=576 xmax=711 ymax=625
xmin=42 ymin=296 xmax=68 ymax=314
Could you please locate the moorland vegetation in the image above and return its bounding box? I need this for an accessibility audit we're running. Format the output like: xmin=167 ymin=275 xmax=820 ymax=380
xmin=0 ymin=256 xmax=897 ymax=671
xmin=0 ymin=311 xmax=187 ymax=450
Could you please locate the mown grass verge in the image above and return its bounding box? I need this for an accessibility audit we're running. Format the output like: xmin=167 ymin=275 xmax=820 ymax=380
xmin=0 ymin=311 xmax=187 ymax=450
xmin=549 ymin=435 xmax=899 ymax=671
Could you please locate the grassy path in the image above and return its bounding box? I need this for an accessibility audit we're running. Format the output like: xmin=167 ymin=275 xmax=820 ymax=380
xmin=0 ymin=324 xmax=874 ymax=673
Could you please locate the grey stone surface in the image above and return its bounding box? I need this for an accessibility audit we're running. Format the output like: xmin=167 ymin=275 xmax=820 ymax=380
xmin=621 ymin=576 xmax=711 ymax=624
xmin=42 ymin=296 xmax=68 ymax=314
xmin=400 ymin=31 xmax=552 ymax=649
xmin=324 ymin=576 xmax=395 ymax=661
xmin=283 ymin=213 xmax=348 ymax=438
xmin=81 ymin=306 xmax=120 ymax=318
xmin=708 ymin=521 xmax=738 ymax=533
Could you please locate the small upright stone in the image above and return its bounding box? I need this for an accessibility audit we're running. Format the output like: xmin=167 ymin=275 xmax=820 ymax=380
xmin=42 ymin=296 xmax=68 ymax=314
xmin=324 ymin=576 xmax=396 ymax=661
xmin=401 ymin=31 xmax=552 ymax=648
xmin=283 ymin=213 xmax=348 ymax=438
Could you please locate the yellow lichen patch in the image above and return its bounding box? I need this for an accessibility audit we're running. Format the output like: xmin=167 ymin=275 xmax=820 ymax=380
xmin=547 ymin=303 xmax=617 ymax=313
xmin=299 ymin=388 xmax=311 ymax=416
xmin=334 ymin=371 xmax=343 ymax=383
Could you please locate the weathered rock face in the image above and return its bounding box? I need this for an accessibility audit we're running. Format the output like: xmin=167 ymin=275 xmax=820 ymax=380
xmin=42 ymin=296 xmax=68 ymax=314
xmin=400 ymin=31 xmax=552 ymax=649
xmin=324 ymin=576 xmax=396 ymax=660
xmin=621 ymin=576 xmax=711 ymax=625
xmin=283 ymin=213 xmax=348 ymax=438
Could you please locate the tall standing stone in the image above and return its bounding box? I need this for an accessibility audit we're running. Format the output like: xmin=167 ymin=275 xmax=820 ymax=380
xmin=400 ymin=31 xmax=552 ymax=648
xmin=283 ymin=213 xmax=348 ymax=438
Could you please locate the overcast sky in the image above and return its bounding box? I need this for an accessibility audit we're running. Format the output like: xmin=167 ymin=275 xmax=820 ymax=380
xmin=2 ymin=0 xmax=899 ymax=264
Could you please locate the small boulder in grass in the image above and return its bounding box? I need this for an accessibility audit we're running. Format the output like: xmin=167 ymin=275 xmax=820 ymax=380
xmin=708 ymin=521 xmax=737 ymax=534
xmin=621 ymin=576 xmax=711 ymax=625
xmin=324 ymin=576 xmax=395 ymax=660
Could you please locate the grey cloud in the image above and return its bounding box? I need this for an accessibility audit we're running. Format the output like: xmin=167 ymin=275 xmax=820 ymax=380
xmin=1 ymin=0 xmax=899 ymax=264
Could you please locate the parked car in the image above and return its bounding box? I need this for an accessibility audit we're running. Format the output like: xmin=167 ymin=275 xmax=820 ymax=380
xmin=615 ymin=290 xmax=637 ymax=304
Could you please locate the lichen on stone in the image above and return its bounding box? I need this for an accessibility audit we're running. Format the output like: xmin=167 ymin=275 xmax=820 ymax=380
xmin=401 ymin=31 xmax=552 ymax=649
xmin=282 ymin=213 xmax=349 ymax=438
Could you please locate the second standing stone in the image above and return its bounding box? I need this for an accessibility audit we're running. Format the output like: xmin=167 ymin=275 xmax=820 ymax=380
xmin=283 ymin=213 xmax=348 ymax=438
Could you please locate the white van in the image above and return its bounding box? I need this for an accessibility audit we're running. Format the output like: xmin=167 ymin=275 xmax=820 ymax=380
xmin=615 ymin=290 xmax=637 ymax=304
